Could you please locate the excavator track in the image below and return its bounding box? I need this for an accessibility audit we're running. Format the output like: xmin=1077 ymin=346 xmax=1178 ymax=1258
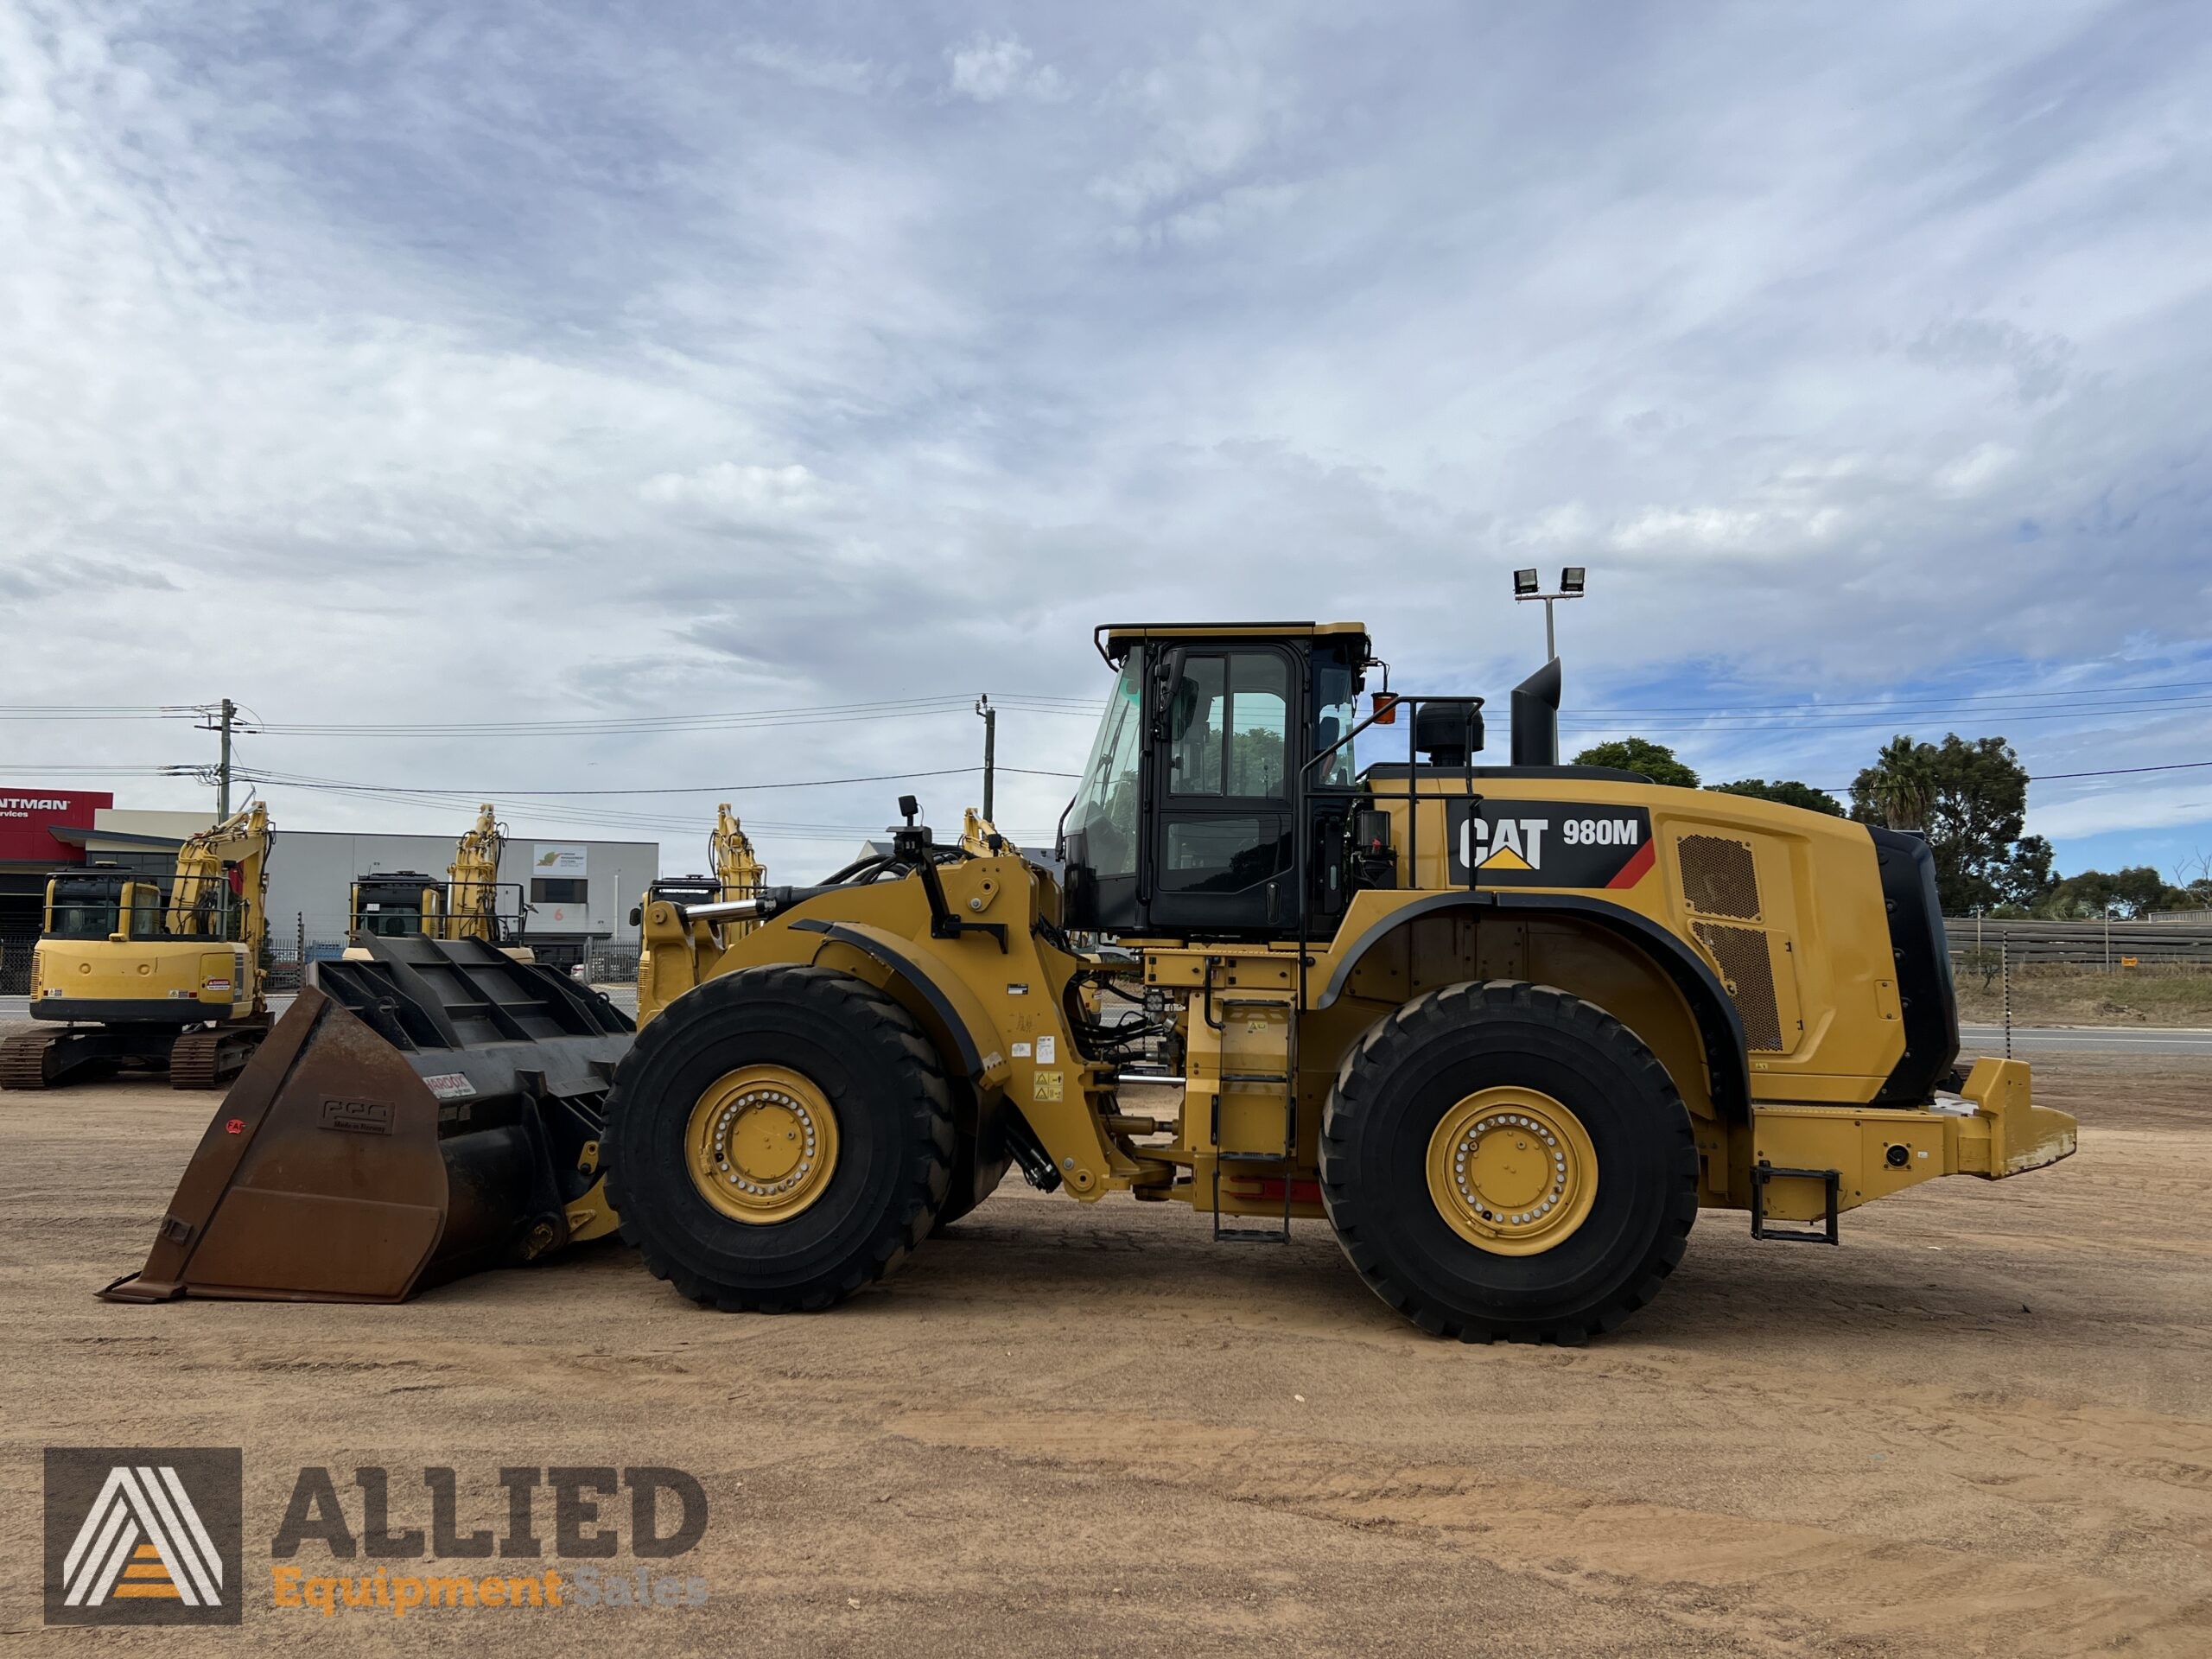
xmin=0 ymin=1029 xmax=60 ymax=1090
xmin=168 ymin=1025 xmax=267 ymax=1091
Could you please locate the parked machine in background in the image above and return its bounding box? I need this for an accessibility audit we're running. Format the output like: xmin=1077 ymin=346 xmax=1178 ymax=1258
xmin=634 ymin=805 xmax=765 ymax=1011
xmin=348 ymin=804 xmax=527 ymax=950
xmin=3 ymin=803 xmax=275 ymax=1090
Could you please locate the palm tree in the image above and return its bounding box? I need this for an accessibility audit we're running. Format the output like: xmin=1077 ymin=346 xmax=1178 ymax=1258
xmin=1866 ymin=735 xmax=1936 ymax=832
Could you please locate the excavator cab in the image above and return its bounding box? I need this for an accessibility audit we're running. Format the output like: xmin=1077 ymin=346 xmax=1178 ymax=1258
xmin=352 ymin=873 xmax=446 ymax=939
xmin=45 ymin=867 xmax=130 ymax=939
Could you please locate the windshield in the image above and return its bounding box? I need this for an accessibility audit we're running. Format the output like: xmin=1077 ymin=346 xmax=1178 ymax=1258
xmin=1065 ymin=657 xmax=1144 ymax=880
xmin=48 ymin=876 xmax=126 ymax=939
xmin=356 ymin=885 xmax=428 ymax=937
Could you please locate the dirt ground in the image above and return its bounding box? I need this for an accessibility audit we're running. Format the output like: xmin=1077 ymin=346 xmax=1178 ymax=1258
xmin=3 ymin=1057 xmax=2210 ymax=1656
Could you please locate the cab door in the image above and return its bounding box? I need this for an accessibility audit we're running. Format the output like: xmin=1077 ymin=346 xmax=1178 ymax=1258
xmin=1146 ymin=646 xmax=1300 ymax=934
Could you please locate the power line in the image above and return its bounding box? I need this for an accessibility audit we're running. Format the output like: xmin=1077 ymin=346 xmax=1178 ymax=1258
xmin=1806 ymin=758 xmax=2212 ymax=793
xmin=227 ymin=764 xmax=1083 ymax=799
xmin=1563 ymin=676 xmax=2212 ymax=717
xmin=1561 ymin=694 xmax=2212 ymax=734
xmin=2026 ymin=759 xmax=2212 ymax=784
xmin=237 ymin=693 xmax=1105 ymax=738
xmin=0 ymin=763 xmax=188 ymax=775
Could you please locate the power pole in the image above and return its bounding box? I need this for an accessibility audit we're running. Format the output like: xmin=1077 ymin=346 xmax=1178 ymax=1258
xmin=975 ymin=694 xmax=996 ymax=822
xmin=219 ymin=697 xmax=235 ymax=817
xmin=194 ymin=698 xmax=238 ymax=817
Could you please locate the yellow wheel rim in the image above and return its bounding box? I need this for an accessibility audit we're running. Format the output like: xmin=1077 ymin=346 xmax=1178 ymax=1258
xmin=685 ymin=1065 xmax=841 ymax=1224
xmin=1426 ymin=1086 xmax=1598 ymax=1256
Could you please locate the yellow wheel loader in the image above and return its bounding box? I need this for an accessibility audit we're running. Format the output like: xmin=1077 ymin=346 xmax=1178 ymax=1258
xmin=109 ymin=624 xmax=2076 ymax=1340
xmin=4 ymin=803 xmax=276 ymax=1090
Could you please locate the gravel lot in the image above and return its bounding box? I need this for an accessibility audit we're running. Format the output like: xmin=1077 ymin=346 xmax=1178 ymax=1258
xmin=2 ymin=1055 xmax=2208 ymax=1655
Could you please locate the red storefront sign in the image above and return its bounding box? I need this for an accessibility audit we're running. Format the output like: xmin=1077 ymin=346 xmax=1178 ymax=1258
xmin=0 ymin=789 xmax=112 ymax=864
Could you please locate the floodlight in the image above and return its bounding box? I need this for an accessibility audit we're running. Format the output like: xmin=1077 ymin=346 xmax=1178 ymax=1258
xmin=1560 ymin=566 xmax=1586 ymax=595
xmin=1512 ymin=569 xmax=1539 ymax=597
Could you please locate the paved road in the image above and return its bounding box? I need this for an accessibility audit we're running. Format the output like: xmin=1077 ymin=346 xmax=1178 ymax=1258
xmin=1959 ymin=1022 xmax=2212 ymax=1057
xmin=8 ymin=995 xmax=2209 ymax=1058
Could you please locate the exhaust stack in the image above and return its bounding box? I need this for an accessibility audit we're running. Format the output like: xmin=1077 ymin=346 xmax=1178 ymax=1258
xmin=1510 ymin=658 xmax=1562 ymax=767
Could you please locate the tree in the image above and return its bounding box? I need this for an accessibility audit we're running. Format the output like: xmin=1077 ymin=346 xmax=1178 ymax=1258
xmin=1859 ymin=734 xmax=1936 ymax=831
xmin=1708 ymin=779 xmax=1844 ymax=817
xmin=1850 ymin=734 xmax=2056 ymax=913
xmin=1573 ymin=737 xmax=1700 ymax=790
xmin=2043 ymin=867 xmax=2190 ymax=920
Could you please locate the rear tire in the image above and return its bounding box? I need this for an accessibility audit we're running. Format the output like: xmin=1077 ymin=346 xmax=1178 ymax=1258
xmin=1319 ymin=980 xmax=1697 ymax=1344
xmin=605 ymin=965 xmax=955 ymax=1312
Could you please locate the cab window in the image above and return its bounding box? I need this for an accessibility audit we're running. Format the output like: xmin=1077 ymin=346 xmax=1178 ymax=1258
xmin=1170 ymin=652 xmax=1288 ymax=798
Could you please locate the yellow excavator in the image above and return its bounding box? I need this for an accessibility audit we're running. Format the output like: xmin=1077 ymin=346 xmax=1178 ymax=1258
xmin=108 ymin=623 xmax=2076 ymax=1341
xmin=4 ymin=803 xmax=274 ymax=1090
xmin=643 ymin=804 xmax=766 ymax=906
xmin=636 ymin=805 xmax=764 ymax=1012
xmin=349 ymin=804 xmax=525 ymax=948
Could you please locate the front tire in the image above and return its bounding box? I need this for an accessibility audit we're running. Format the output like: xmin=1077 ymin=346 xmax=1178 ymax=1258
xmin=605 ymin=965 xmax=955 ymax=1312
xmin=1319 ymin=980 xmax=1698 ymax=1344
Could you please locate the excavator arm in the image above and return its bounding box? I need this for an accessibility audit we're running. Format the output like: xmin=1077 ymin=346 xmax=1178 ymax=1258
xmin=447 ymin=804 xmax=509 ymax=944
xmin=167 ymin=803 xmax=272 ymax=951
xmin=710 ymin=804 xmax=765 ymax=902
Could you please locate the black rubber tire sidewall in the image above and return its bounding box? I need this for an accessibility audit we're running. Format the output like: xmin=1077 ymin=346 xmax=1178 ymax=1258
xmin=605 ymin=965 xmax=954 ymax=1311
xmin=1320 ymin=980 xmax=1698 ymax=1343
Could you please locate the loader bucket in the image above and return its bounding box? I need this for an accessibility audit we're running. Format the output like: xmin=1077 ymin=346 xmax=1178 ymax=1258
xmin=101 ymin=936 xmax=633 ymax=1304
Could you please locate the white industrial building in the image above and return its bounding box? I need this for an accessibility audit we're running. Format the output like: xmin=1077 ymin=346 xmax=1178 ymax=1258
xmin=69 ymin=809 xmax=658 ymax=972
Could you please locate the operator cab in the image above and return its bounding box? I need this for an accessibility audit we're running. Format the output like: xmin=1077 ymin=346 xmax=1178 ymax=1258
xmin=1059 ymin=623 xmax=1380 ymax=938
xmin=352 ymin=873 xmax=444 ymax=938
xmin=1058 ymin=621 xmax=1580 ymax=940
xmin=42 ymin=864 xmax=173 ymax=941
xmin=45 ymin=867 xmax=130 ymax=939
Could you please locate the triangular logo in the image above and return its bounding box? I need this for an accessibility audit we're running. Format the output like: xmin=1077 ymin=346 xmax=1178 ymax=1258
xmin=1478 ymin=846 xmax=1532 ymax=871
xmin=60 ymin=1466 xmax=224 ymax=1610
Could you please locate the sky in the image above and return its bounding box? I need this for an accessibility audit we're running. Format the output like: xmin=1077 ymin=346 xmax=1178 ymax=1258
xmin=2 ymin=0 xmax=2209 ymax=887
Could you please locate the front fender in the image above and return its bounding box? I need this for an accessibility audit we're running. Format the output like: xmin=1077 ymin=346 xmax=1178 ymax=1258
xmin=785 ymin=918 xmax=1014 ymax=1095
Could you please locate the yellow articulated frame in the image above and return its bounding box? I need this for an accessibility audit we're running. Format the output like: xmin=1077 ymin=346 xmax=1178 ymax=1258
xmin=1748 ymin=1058 xmax=2078 ymax=1223
xmin=639 ymin=851 xmax=1146 ymax=1203
xmin=636 ymin=800 xmax=2079 ymax=1237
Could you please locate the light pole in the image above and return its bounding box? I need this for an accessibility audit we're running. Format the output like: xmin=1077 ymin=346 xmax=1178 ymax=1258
xmin=1512 ymin=567 xmax=1586 ymax=661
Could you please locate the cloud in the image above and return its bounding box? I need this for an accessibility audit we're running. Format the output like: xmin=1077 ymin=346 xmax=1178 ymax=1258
xmin=1 ymin=2 xmax=2208 ymax=878
xmin=945 ymin=35 xmax=1065 ymax=104
xmin=639 ymin=462 xmax=842 ymax=528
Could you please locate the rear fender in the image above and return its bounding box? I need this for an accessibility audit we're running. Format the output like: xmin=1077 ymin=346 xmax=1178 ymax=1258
xmin=1315 ymin=890 xmax=1751 ymax=1122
